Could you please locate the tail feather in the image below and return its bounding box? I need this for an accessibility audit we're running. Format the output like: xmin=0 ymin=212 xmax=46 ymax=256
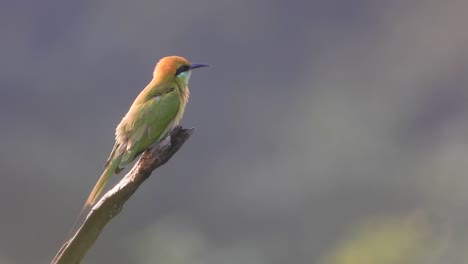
xmin=56 ymin=157 xmax=123 ymax=254
xmin=84 ymin=158 xmax=121 ymax=209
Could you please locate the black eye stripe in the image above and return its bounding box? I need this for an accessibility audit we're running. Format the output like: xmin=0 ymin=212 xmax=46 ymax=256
xmin=175 ymin=65 xmax=190 ymax=76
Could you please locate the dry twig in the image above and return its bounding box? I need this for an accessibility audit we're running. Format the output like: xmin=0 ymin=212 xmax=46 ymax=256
xmin=51 ymin=126 xmax=194 ymax=264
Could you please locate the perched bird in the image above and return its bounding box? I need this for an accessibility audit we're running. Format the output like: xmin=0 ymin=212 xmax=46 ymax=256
xmin=84 ymin=56 xmax=208 ymax=207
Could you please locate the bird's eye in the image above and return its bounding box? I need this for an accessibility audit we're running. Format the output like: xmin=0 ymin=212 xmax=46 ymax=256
xmin=175 ymin=65 xmax=190 ymax=76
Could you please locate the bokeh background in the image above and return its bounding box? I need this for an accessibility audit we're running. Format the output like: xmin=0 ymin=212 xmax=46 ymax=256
xmin=2 ymin=0 xmax=468 ymax=263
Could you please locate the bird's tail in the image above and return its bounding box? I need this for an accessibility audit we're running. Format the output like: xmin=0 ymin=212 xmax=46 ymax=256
xmin=83 ymin=158 xmax=120 ymax=209
xmin=54 ymin=157 xmax=122 ymax=259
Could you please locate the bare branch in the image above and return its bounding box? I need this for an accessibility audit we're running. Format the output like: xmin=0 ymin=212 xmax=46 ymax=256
xmin=51 ymin=126 xmax=194 ymax=264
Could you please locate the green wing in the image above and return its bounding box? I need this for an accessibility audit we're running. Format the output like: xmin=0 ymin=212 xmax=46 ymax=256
xmin=117 ymin=89 xmax=180 ymax=166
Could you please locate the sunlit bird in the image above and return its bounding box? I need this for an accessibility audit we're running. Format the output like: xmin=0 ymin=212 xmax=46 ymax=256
xmin=84 ymin=56 xmax=208 ymax=207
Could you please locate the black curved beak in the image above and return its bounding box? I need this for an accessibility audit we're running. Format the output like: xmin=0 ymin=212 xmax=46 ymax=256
xmin=189 ymin=63 xmax=209 ymax=69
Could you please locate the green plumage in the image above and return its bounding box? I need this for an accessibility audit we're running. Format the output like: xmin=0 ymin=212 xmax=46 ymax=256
xmin=83 ymin=56 xmax=206 ymax=208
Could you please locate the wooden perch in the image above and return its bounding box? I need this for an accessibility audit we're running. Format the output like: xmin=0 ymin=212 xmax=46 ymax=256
xmin=51 ymin=126 xmax=194 ymax=264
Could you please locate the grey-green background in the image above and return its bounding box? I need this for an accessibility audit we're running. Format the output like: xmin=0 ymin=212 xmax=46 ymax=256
xmin=2 ymin=1 xmax=468 ymax=263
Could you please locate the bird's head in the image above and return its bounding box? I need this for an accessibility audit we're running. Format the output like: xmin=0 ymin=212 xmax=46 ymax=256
xmin=153 ymin=56 xmax=209 ymax=85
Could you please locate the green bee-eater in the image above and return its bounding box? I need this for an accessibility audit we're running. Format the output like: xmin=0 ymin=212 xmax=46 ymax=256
xmin=84 ymin=56 xmax=208 ymax=207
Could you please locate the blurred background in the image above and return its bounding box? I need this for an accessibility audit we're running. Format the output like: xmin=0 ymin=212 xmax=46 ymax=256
xmin=2 ymin=0 xmax=468 ymax=263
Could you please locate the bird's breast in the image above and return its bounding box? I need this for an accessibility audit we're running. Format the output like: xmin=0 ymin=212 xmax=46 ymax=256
xmin=158 ymin=87 xmax=189 ymax=141
xmin=174 ymin=86 xmax=190 ymax=125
